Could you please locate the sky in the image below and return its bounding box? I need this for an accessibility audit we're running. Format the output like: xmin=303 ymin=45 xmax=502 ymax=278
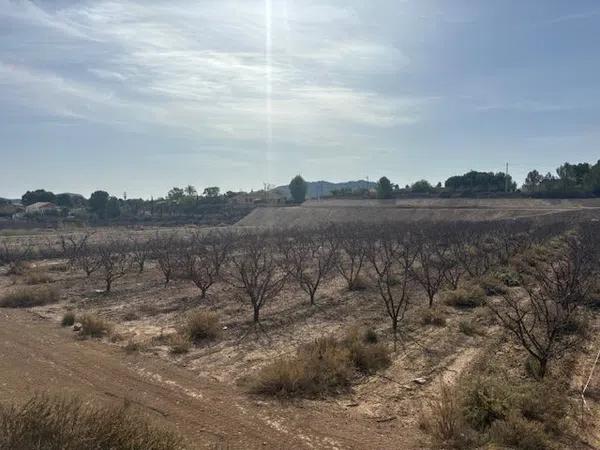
xmin=1 ymin=0 xmax=600 ymax=199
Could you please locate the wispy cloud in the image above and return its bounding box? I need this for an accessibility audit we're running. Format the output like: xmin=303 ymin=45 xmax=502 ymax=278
xmin=0 ymin=0 xmax=424 ymax=149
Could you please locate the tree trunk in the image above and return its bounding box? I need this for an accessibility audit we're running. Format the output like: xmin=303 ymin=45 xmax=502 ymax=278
xmin=253 ymin=306 xmax=260 ymax=323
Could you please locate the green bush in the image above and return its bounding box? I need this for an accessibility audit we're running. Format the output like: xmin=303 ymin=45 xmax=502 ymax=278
xmin=443 ymin=286 xmax=486 ymax=309
xmin=0 ymin=286 xmax=60 ymax=308
xmin=462 ymin=377 xmax=510 ymax=431
xmin=0 ymin=394 xmax=182 ymax=450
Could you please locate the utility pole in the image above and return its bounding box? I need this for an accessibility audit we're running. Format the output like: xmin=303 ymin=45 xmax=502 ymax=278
xmin=505 ymin=162 xmax=509 ymax=192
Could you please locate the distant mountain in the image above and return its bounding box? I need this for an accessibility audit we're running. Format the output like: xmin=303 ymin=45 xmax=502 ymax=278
xmin=273 ymin=180 xmax=377 ymax=199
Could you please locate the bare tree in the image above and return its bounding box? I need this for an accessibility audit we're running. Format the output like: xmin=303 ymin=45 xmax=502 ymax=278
xmin=150 ymin=232 xmax=179 ymax=285
xmin=128 ymin=235 xmax=151 ymax=273
xmin=175 ymin=234 xmax=219 ymax=299
xmin=97 ymin=241 xmax=132 ymax=292
xmin=280 ymin=226 xmax=337 ymax=305
xmin=412 ymin=227 xmax=449 ymax=308
xmin=367 ymin=224 xmax=417 ymax=350
xmin=227 ymin=232 xmax=287 ymax=323
xmin=488 ymin=236 xmax=593 ymax=378
xmin=333 ymin=223 xmax=368 ymax=290
xmin=204 ymin=229 xmax=234 ymax=277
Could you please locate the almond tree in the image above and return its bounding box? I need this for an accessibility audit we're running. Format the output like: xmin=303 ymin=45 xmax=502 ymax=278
xmin=367 ymin=224 xmax=417 ymax=350
xmin=150 ymin=232 xmax=179 ymax=285
xmin=333 ymin=223 xmax=368 ymax=290
xmin=280 ymin=226 xmax=337 ymax=305
xmin=227 ymin=232 xmax=287 ymax=323
xmin=128 ymin=235 xmax=151 ymax=273
xmin=412 ymin=227 xmax=449 ymax=308
xmin=488 ymin=236 xmax=593 ymax=378
xmin=97 ymin=241 xmax=132 ymax=292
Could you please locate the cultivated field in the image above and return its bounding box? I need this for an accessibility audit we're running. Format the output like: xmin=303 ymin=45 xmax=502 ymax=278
xmin=0 ymin=201 xmax=599 ymax=449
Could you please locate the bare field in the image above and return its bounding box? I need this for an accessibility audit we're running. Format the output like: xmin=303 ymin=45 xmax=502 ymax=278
xmin=238 ymin=198 xmax=600 ymax=227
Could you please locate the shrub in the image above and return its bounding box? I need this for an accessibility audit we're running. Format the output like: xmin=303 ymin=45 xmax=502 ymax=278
xmin=348 ymin=276 xmax=368 ymax=291
xmin=490 ymin=414 xmax=550 ymax=450
xmin=252 ymin=330 xmax=390 ymax=398
xmin=493 ymin=268 xmax=522 ymax=287
xmin=420 ymin=383 xmax=475 ymax=449
xmin=181 ymin=310 xmax=221 ymax=343
xmin=343 ymin=328 xmax=391 ymax=374
xmin=364 ymin=327 xmax=379 ymax=344
xmin=462 ymin=377 xmax=510 ymax=431
xmin=478 ymin=275 xmax=507 ymax=296
xmin=0 ymin=286 xmax=60 ymax=308
xmin=0 ymin=394 xmax=182 ymax=450
xmin=79 ymin=314 xmax=112 ymax=338
xmin=421 ymin=308 xmax=447 ymax=327
xmin=168 ymin=334 xmax=191 ymax=355
xmin=24 ymin=271 xmax=52 ymax=285
xmin=458 ymin=320 xmax=484 ymax=337
xmin=61 ymin=311 xmax=76 ymax=327
xmin=252 ymin=337 xmax=352 ymax=397
xmin=443 ymin=286 xmax=485 ymax=309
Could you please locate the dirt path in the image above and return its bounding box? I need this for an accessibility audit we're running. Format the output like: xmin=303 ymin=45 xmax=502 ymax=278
xmin=0 ymin=309 xmax=418 ymax=449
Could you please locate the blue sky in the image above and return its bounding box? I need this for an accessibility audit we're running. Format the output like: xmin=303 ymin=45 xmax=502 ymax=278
xmin=1 ymin=0 xmax=600 ymax=199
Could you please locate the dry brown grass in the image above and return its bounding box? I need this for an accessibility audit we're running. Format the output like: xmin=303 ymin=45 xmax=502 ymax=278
xmin=180 ymin=310 xmax=222 ymax=343
xmin=251 ymin=329 xmax=390 ymax=398
xmin=0 ymin=286 xmax=60 ymax=308
xmin=168 ymin=334 xmax=191 ymax=354
xmin=79 ymin=314 xmax=113 ymax=338
xmin=0 ymin=394 xmax=183 ymax=450
xmin=458 ymin=320 xmax=485 ymax=337
xmin=420 ymin=308 xmax=447 ymax=327
xmin=24 ymin=270 xmax=53 ymax=285
xmin=443 ymin=286 xmax=486 ymax=309
xmin=61 ymin=311 xmax=76 ymax=327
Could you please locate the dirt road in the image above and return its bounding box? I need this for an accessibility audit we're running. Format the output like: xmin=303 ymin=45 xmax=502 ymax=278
xmin=0 ymin=309 xmax=408 ymax=449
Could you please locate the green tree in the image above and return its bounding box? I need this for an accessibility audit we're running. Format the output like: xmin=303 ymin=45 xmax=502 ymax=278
xmin=523 ymin=170 xmax=543 ymax=192
xmin=167 ymin=187 xmax=184 ymax=201
xmin=411 ymin=179 xmax=433 ymax=193
xmin=184 ymin=185 xmax=197 ymax=196
xmin=21 ymin=189 xmax=56 ymax=206
xmin=203 ymin=186 xmax=220 ymax=198
xmin=106 ymin=196 xmax=121 ymax=218
xmin=54 ymin=193 xmax=73 ymax=208
xmin=289 ymin=175 xmax=307 ymax=203
xmin=89 ymin=191 xmax=109 ymax=217
xmin=376 ymin=176 xmax=393 ymax=199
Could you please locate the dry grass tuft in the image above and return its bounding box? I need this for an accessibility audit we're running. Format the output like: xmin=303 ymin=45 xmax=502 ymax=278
xmin=79 ymin=314 xmax=113 ymax=338
xmin=458 ymin=320 xmax=485 ymax=337
xmin=167 ymin=334 xmax=191 ymax=354
xmin=61 ymin=311 xmax=76 ymax=327
xmin=0 ymin=286 xmax=60 ymax=308
xmin=24 ymin=270 xmax=53 ymax=285
xmin=252 ymin=329 xmax=390 ymax=398
xmin=181 ymin=310 xmax=221 ymax=343
xmin=421 ymin=308 xmax=447 ymax=327
xmin=443 ymin=286 xmax=485 ymax=309
xmin=0 ymin=394 xmax=183 ymax=450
